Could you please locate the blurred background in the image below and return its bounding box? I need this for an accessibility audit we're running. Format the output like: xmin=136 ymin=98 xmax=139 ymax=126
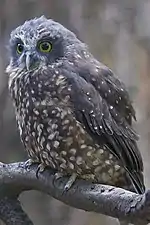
xmin=0 ymin=0 xmax=150 ymax=224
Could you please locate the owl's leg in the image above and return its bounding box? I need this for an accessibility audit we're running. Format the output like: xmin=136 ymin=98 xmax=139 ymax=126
xmin=24 ymin=159 xmax=37 ymax=169
xmin=64 ymin=173 xmax=77 ymax=191
xmin=36 ymin=163 xmax=46 ymax=178
xmin=53 ymin=172 xmax=77 ymax=191
xmin=24 ymin=159 xmax=45 ymax=178
xmin=54 ymin=172 xmax=64 ymax=180
xmin=52 ymin=171 xmax=64 ymax=187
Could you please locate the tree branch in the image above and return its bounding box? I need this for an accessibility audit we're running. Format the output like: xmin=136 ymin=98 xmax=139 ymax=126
xmin=0 ymin=162 xmax=149 ymax=225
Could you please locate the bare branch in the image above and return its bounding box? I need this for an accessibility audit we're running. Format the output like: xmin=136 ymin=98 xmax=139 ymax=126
xmin=0 ymin=162 xmax=149 ymax=224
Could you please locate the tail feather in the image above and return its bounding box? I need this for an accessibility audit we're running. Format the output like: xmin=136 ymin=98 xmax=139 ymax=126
xmin=126 ymin=169 xmax=145 ymax=194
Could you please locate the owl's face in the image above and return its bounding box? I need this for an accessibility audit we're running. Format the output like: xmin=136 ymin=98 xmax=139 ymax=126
xmin=7 ymin=16 xmax=78 ymax=72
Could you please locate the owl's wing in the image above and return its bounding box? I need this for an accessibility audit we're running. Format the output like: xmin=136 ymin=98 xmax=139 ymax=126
xmin=65 ymin=65 xmax=145 ymax=194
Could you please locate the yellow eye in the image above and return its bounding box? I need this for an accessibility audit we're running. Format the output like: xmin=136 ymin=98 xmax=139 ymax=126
xmin=39 ymin=41 xmax=52 ymax=53
xmin=16 ymin=43 xmax=24 ymax=54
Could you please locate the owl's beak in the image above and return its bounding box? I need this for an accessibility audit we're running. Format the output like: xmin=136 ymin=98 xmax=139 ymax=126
xmin=25 ymin=52 xmax=39 ymax=71
xmin=25 ymin=52 xmax=32 ymax=71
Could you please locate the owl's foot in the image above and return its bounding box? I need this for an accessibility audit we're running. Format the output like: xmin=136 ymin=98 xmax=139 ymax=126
xmin=24 ymin=160 xmax=46 ymax=178
xmin=64 ymin=173 xmax=77 ymax=191
xmin=53 ymin=172 xmax=64 ymax=187
xmin=36 ymin=163 xmax=46 ymax=178
xmin=24 ymin=159 xmax=36 ymax=169
xmin=53 ymin=172 xmax=77 ymax=192
xmin=54 ymin=172 xmax=64 ymax=180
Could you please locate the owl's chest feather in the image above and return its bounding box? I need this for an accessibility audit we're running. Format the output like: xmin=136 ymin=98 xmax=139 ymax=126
xmin=9 ymin=70 xmax=77 ymax=144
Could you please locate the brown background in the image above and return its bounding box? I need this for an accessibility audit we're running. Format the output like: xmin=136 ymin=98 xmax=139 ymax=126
xmin=0 ymin=1 xmax=150 ymax=224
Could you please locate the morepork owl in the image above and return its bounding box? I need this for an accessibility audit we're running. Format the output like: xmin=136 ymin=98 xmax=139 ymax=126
xmin=7 ymin=16 xmax=145 ymax=194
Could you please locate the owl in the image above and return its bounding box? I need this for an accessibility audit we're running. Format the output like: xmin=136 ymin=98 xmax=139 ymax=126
xmin=7 ymin=16 xmax=145 ymax=194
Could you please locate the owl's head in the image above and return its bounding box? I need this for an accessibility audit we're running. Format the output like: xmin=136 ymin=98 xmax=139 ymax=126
xmin=7 ymin=16 xmax=80 ymax=72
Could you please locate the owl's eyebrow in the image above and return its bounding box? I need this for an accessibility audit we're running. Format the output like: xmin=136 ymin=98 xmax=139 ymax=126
xmin=37 ymin=34 xmax=62 ymax=43
xmin=15 ymin=38 xmax=24 ymax=44
xmin=10 ymin=38 xmax=23 ymax=46
xmin=37 ymin=36 xmax=52 ymax=42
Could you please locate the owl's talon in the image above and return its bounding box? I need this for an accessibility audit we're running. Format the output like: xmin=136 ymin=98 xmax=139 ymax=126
xmin=64 ymin=173 xmax=77 ymax=191
xmin=52 ymin=172 xmax=64 ymax=187
xmin=53 ymin=172 xmax=77 ymax=192
xmin=24 ymin=159 xmax=35 ymax=169
xmin=36 ymin=163 xmax=46 ymax=178
xmin=54 ymin=172 xmax=64 ymax=180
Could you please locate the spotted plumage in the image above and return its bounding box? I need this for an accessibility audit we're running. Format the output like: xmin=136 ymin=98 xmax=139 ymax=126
xmin=7 ymin=16 xmax=145 ymax=194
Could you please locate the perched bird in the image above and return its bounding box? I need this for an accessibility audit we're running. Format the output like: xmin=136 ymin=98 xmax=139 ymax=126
xmin=7 ymin=16 xmax=145 ymax=194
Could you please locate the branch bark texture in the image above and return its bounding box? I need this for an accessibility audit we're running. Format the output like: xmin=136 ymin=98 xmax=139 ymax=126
xmin=0 ymin=162 xmax=149 ymax=225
